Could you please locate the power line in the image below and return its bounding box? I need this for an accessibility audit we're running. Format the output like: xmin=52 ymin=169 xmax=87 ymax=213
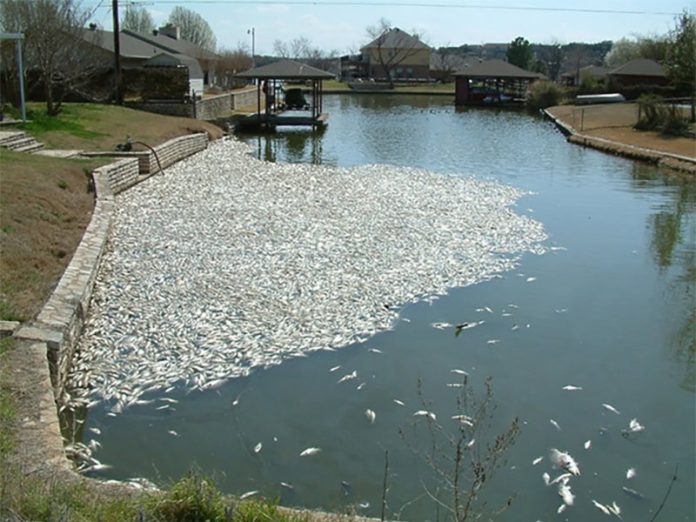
xmin=83 ymin=0 xmax=681 ymax=16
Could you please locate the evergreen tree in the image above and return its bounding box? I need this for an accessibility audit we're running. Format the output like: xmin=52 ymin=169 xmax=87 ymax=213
xmin=506 ymin=36 xmax=532 ymax=69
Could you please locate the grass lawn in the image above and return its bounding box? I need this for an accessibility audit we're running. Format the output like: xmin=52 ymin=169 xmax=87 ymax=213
xmin=8 ymin=103 xmax=223 ymax=151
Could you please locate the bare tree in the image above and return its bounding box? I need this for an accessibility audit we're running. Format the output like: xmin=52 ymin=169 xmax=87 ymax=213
xmin=0 ymin=0 xmax=101 ymax=115
xmin=272 ymin=37 xmax=337 ymax=71
xmin=168 ymin=6 xmax=216 ymax=51
xmin=398 ymin=377 xmax=520 ymax=521
xmin=217 ymin=46 xmax=253 ymax=89
xmin=364 ymin=18 xmax=429 ymax=87
xmin=537 ymin=40 xmax=565 ymax=81
xmin=122 ymin=5 xmax=154 ymax=33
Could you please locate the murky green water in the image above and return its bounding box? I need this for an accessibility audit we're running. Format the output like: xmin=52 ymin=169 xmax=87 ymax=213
xmin=83 ymin=95 xmax=695 ymax=520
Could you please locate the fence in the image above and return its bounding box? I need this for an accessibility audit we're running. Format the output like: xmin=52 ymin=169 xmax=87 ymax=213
xmin=569 ymin=98 xmax=694 ymax=132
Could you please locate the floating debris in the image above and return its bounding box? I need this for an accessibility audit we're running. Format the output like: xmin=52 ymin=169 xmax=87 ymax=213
xmin=67 ymin=139 xmax=547 ymax=413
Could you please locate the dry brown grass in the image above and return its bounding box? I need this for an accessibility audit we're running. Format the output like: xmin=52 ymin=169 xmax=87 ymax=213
xmin=0 ymin=151 xmax=108 ymax=320
xmin=547 ymin=103 xmax=696 ymax=158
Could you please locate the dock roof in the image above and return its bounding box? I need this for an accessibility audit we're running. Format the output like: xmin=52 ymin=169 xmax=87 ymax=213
xmin=454 ymin=59 xmax=540 ymax=79
xmin=236 ymin=59 xmax=334 ymax=80
xmin=609 ymin=59 xmax=665 ymax=77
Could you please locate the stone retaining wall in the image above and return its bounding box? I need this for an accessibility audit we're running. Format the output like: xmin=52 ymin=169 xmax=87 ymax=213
xmin=231 ymin=87 xmax=260 ymax=109
xmin=125 ymin=88 xmax=259 ymax=120
xmin=195 ymin=92 xmax=232 ymax=120
xmin=125 ymin=101 xmax=194 ymax=118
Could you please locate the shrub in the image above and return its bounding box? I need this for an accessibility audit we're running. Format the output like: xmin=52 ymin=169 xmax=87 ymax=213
xmin=150 ymin=472 xmax=228 ymax=521
xmin=636 ymin=94 xmax=690 ymax=135
xmin=526 ymin=80 xmax=566 ymax=111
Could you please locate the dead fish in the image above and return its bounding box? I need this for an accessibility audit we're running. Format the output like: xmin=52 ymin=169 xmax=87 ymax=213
xmin=254 ymin=442 xmax=263 ymax=454
xmin=365 ymin=409 xmax=376 ymax=424
xmin=337 ymin=371 xmax=357 ymax=383
xmin=550 ymin=448 xmax=580 ymax=476
xmin=591 ymin=499 xmax=612 ymax=515
xmin=88 ymin=427 xmax=102 ymax=435
xmin=413 ymin=410 xmax=436 ymax=421
xmin=368 ymin=348 xmax=383 ymax=354
xmin=622 ymin=418 xmax=645 ymax=436
xmin=240 ymin=490 xmax=259 ymax=500
xmin=557 ymin=504 xmax=567 ymax=514
xmin=621 ymin=486 xmax=645 ymax=499
xmin=562 ymin=385 xmax=583 ymax=391
xmin=532 ymin=456 xmax=544 ymax=466
xmin=356 ymin=382 xmax=366 ymax=390
xmin=452 ymin=415 xmax=474 ymax=427
xmin=550 ymin=472 xmax=572 ymax=486
xmin=608 ymin=501 xmax=622 ymax=517
xmin=526 ymin=276 xmax=537 ymax=282
xmin=450 ymin=369 xmax=469 ymax=376
xmin=626 ymin=468 xmax=636 ymax=480
xmin=550 ymin=419 xmax=562 ymax=431
xmin=584 ymin=440 xmax=592 ymax=450
xmin=167 ymin=430 xmax=179 ymax=437
xmin=393 ymin=399 xmax=405 ymax=406
xmin=300 ymin=447 xmax=321 ymax=457
xmin=558 ymin=482 xmax=575 ymax=506
xmin=602 ymin=403 xmax=621 ymax=415
xmin=466 ymin=438 xmax=476 ymax=448
xmin=431 ymin=322 xmax=452 ymax=330
xmin=487 ymin=339 xmax=501 ymax=344
xmin=329 ymin=365 xmax=341 ymax=372
xmin=542 ymin=472 xmax=551 ymax=486
xmin=280 ymin=481 xmax=294 ymax=490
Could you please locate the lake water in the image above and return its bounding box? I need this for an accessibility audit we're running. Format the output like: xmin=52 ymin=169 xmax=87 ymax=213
xmin=81 ymin=95 xmax=695 ymax=521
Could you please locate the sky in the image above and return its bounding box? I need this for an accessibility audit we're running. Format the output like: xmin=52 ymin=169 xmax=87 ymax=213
xmin=86 ymin=1 xmax=692 ymax=55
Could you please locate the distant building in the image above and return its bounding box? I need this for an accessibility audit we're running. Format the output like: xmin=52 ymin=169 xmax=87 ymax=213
xmin=560 ymin=65 xmax=611 ymax=87
xmin=607 ymin=59 xmax=668 ymax=87
xmin=430 ymin=52 xmax=474 ymax=82
xmin=360 ymin=28 xmax=430 ymax=82
xmin=454 ymin=59 xmax=541 ymax=105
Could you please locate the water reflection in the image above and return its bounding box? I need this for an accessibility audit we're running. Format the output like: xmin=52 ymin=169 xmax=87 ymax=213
xmin=241 ymin=128 xmax=328 ymax=165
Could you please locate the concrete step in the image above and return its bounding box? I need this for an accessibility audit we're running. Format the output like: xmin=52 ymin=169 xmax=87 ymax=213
xmin=16 ymin=142 xmax=45 ymax=153
xmin=0 ymin=131 xmax=27 ymax=146
xmin=5 ymin=137 xmax=38 ymax=150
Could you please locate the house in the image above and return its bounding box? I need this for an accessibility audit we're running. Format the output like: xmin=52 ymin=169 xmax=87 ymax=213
xmin=430 ymin=52 xmax=474 ymax=82
xmin=80 ymin=25 xmax=213 ymax=98
xmin=360 ymin=28 xmax=430 ymax=82
xmin=560 ymin=64 xmax=611 ymax=87
xmin=453 ymin=59 xmax=541 ymax=105
xmin=123 ymin=25 xmax=220 ymax=88
xmin=607 ymin=59 xmax=668 ymax=87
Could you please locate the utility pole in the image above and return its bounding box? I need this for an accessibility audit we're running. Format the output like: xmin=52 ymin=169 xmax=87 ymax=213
xmin=112 ymin=0 xmax=123 ymax=104
xmin=247 ymin=27 xmax=255 ymax=67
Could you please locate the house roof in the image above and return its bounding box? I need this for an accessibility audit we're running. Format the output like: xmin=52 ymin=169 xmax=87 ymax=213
xmin=609 ymin=58 xmax=665 ymax=77
xmin=453 ymin=59 xmax=539 ymax=79
xmin=144 ymin=52 xmax=204 ymax=79
xmin=236 ymin=59 xmax=334 ymax=79
xmin=81 ymin=28 xmax=162 ymax=59
xmin=361 ymin=28 xmax=429 ymax=51
xmin=123 ymin=28 xmax=219 ymax=62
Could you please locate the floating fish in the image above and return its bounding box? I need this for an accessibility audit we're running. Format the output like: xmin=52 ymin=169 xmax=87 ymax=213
xmin=300 ymin=447 xmax=321 ymax=457
xmin=550 ymin=448 xmax=580 ymax=476
xmin=280 ymin=482 xmax=294 ymax=490
xmin=562 ymin=385 xmax=583 ymax=391
xmin=337 ymin=371 xmax=357 ymax=383
xmin=626 ymin=468 xmax=636 ymax=480
xmin=240 ymin=490 xmax=259 ymax=500
xmin=329 ymin=365 xmax=341 ymax=372
xmin=550 ymin=419 xmax=562 ymax=431
xmin=532 ymin=456 xmax=544 ymax=466
xmin=413 ymin=410 xmax=436 ymax=421
xmin=542 ymin=472 xmax=551 ymax=486
xmin=356 ymin=382 xmax=366 ymax=390
xmin=466 ymin=438 xmax=476 ymax=448
xmin=431 ymin=322 xmax=452 ymax=330
xmin=254 ymin=442 xmax=263 ymax=454
xmin=393 ymin=399 xmax=405 ymax=406
xmin=526 ymin=276 xmax=537 ymax=282
xmin=584 ymin=440 xmax=592 ymax=450
xmin=608 ymin=501 xmax=621 ymax=517
xmin=167 ymin=430 xmax=179 ymax=437
xmin=622 ymin=418 xmax=645 ymax=436
xmin=368 ymin=348 xmax=383 ymax=354
xmin=592 ymin=499 xmax=612 ymax=515
xmin=451 ymin=415 xmax=474 ymax=427
xmin=602 ymin=403 xmax=621 ymax=415
xmin=365 ymin=409 xmax=376 ymax=424
xmin=557 ymin=504 xmax=567 ymax=514
xmin=450 ymin=369 xmax=469 ymax=376
xmin=88 ymin=427 xmax=101 ymax=435
xmin=621 ymin=486 xmax=645 ymax=499
xmin=487 ymin=339 xmax=501 ymax=344
xmin=558 ymin=482 xmax=575 ymax=506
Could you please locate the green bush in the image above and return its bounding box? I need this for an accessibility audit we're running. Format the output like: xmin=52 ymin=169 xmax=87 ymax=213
xmin=150 ymin=473 xmax=228 ymax=521
xmin=525 ymin=80 xmax=566 ymax=111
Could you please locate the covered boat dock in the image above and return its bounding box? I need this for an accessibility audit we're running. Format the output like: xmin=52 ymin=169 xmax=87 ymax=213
xmin=235 ymin=59 xmax=334 ymax=131
xmin=454 ymin=59 xmax=542 ymax=106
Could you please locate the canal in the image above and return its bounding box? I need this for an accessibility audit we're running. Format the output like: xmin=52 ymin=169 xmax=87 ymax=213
xmin=79 ymin=95 xmax=694 ymax=521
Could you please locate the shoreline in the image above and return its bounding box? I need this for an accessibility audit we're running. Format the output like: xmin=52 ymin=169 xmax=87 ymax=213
xmin=543 ymin=106 xmax=696 ymax=175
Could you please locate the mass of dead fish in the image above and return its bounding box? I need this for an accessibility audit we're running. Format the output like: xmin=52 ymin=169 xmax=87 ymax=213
xmin=66 ymin=139 xmax=547 ymax=415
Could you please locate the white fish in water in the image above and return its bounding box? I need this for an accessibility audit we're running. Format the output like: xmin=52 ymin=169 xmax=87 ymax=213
xmin=240 ymin=490 xmax=258 ymax=500
xmin=557 ymin=504 xmax=567 ymax=514
xmin=365 ymin=409 xmax=376 ymax=424
xmin=550 ymin=473 xmax=572 ymax=486
xmin=329 ymin=365 xmax=341 ymax=372
xmin=280 ymin=481 xmax=294 ymax=490
xmin=450 ymin=369 xmax=469 ymax=376
xmin=562 ymin=385 xmax=583 ymax=391
xmin=254 ymin=442 xmax=262 ymax=454
xmin=542 ymin=472 xmax=551 ymax=486
xmin=558 ymin=482 xmax=575 ymax=506
xmin=608 ymin=501 xmax=622 ymax=517
xmin=356 ymin=382 xmax=366 ymax=390
xmin=550 ymin=448 xmax=580 ymax=476
xmin=626 ymin=418 xmax=645 ymax=433
xmin=591 ymin=499 xmax=612 ymax=515
xmin=368 ymin=348 xmax=383 ymax=354
xmin=602 ymin=403 xmax=621 ymax=415
xmin=300 ymin=447 xmax=321 ymax=457
xmin=550 ymin=419 xmax=562 ymax=431
xmin=626 ymin=468 xmax=636 ymax=480
xmin=584 ymin=440 xmax=592 ymax=450
xmin=466 ymin=438 xmax=476 ymax=448
xmin=487 ymin=339 xmax=501 ymax=344
xmin=452 ymin=414 xmax=474 ymax=427
xmin=413 ymin=410 xmax=436 ymax=421
xmin=621 ymin=486 xmax=645 ymax=499
xmin=167 ymin=430 xmax=179 ymax=437
xmin=393 ymin=399 xmax=405 ymax=406
xmin=526 ymin=276 xmax=537 ymax=282
xmin=431 ymin=322 xmax=452 ymax=330
xmin=447 ymin=383 xmax=463 ymax=388
xmin=88 ymin=427 xmax=102 ymax=435
xmin=532 ymin=456 xmax=544 ymax=466
xmin=337 ymin=370 xmax=357 ymax=383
